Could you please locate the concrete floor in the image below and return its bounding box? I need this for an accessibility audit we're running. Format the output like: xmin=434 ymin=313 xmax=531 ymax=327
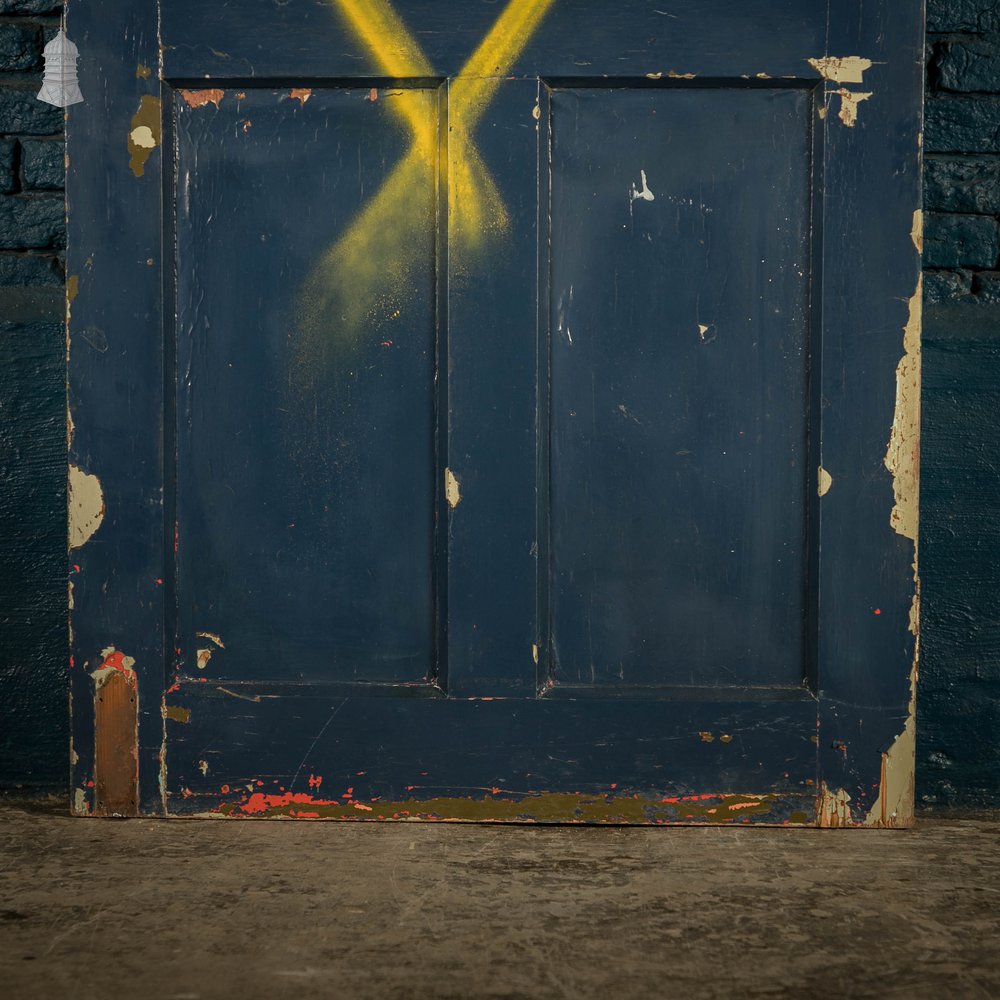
xmin=1 ymin=804 xmax=998 ymax=1000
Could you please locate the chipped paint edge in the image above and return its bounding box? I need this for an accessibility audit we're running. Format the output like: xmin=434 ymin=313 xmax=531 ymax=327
xmin=807 ymin=55 xmax=873 ymax=84
xmin=818 ymin=271 xmax=922 ymax=829
xmin=445 ymin=467 xmax=462 ymax=508
xmin=174 ymin=790 xmax=806 ymax=825
xmin=68 ymin=464 xmax=104 ymax=549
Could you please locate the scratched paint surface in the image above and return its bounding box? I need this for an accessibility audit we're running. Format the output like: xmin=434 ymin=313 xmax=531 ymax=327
xmin=549 ymin=85 xmax=813 ymax=689
xmin=174 ymin=87 xmax=436 ymax=683
xmin=68 ymin=0 xmax=922 ymax=822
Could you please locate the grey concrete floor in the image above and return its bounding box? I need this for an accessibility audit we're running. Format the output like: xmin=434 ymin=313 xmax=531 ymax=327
xmin=1 ymin=804 xmax=998 ymax=1000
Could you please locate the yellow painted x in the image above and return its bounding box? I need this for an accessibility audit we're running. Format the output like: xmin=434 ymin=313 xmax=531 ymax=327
xmin=296 ymin=0 xmax=555 ymax=364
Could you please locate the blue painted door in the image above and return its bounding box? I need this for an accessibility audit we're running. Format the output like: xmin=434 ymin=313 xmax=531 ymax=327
xmin=68 ymin=1 xmax=923 ymax=824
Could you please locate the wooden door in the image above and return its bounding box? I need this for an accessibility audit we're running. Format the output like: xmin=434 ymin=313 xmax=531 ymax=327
xmin=67 ymin=0 xmax=923 ymax=825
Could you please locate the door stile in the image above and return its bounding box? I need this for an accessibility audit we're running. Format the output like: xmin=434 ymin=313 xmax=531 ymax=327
xmin=445 ymin=79 xmax=542 ymax=698
xmin=68 ymin=0 xmax=166 ymax=816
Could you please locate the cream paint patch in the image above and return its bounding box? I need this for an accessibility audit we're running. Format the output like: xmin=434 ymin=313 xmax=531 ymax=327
xmin=68 ymin=464 xmax=104 ymax=549
xmin=807 ymin=56 xmax=873 ymax=84
xmin=885 ymin=276 xmax=921 ymax=543
xmin=129 ymin=125 xmax=155 ymax=149
xmin=445 ymin=468 xmax=462 ymax=509
xmin=863 ymin=273 xmax=923 ymax=829
xmin=816 ymin=783 xmax=853 ymax=827
xmin=911 ymin=209 xmax=924 ymax=253
xmin=831 ymin=88 xmax=872 ymax=127
xmin=817 ymin=466 xmax=833 ymax=497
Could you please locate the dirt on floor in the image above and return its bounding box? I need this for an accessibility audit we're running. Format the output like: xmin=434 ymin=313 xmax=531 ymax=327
xmin=1 ymin=802 xmax=998 ymax=999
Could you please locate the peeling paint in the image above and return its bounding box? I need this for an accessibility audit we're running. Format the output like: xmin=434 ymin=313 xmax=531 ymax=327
xmin=127 ymin=95 xmax=161 ymax=178
xmin=630 ymin=168 xmax=655 ymax=206
xmin=73 ymin=787 xmax=87 ymax=815
xmin=207 ymin=789 xmax=781 ymax=823
xmin=92 ymin=647 xmax=136 ymax=689
xmin=885 ymin=276 xmax=921 ymax=543
xmin=288 ymin=87 xmax=313 ymax=105
xmin=136 ymin=63 xmax=152 ymax=79
xmin=179 ymin=88 xmax=224 ymax=110
xmin=445 ymin=468 xmax=462 ymax=508
xmin=68 ymin=464 xmax=104 ymax=549
xmin=531 ymin=643 xmax=539 ymax=665
xmin=817 ymin=466 xmax=833 ymax=497
xmin=911 ymin=209 xmax=923 ymax=254
xmin=163 ymin=705 xmax=191 ymax=724
xmin=67 ymin=274 xmax=79 ymax=304
xmin=807 ymin=56 xmax=873 ymax=84
xmin=199 ymin=760 xmax=209 ymax=775
xmin=196 ymin=648 xmax=213 ymax=670
xmin=830 ymin=88 xmax=872 ymax=127
xmin=196 ymin=631 xmax=225 ymax=649
xmin=816 ymin=783 xmax=853 ymax=827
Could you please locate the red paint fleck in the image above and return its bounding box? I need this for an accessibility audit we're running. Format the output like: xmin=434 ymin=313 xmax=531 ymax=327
xmin=353 ymin=802 xmax=373 ymax=811
xmin=610 ymin=783 xmax=617 ymax=789
xmin=86 ymin=779 xmax=94 ymax=787
xmin=356 ymin=771 xmax=366 ymax=776
xmin=99 ymin=650 xmax=135 ymax=677
xmin=341 ymin=787 xmax=354 ymax=798
xmin=155 ymin=578 xmax=163 ymax=585
xmin=490 ymin=787 xmax=503 ymax=795
xmin=72 ymin=564 xmax=80 ymax=573
xmin=166 ymin=680 xmax=181 ymax=694
xmin=69 ymin=655 xmax=74 ymax=668
xmin=221 ymin=784 xmax=230 ymax=794
xmin=874 ymin=608 xmax=881 ymax=615
xmin=368 ymin=87 xmax=378 ymax=101
xmin=256 ymin=780 xmax=264 ymax=787
xmin=381 ymin=340 xmax=393 ymax=348
xmin=308 ymin=773 xmax=323 ymax=789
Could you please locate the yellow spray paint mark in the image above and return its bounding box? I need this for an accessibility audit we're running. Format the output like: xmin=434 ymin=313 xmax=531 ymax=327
xmin=296 ymin=0 xmax=556 ymax=369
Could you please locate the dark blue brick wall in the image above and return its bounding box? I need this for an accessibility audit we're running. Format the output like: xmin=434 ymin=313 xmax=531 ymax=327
xmin=0 ymin=2 xmax=998 ymax=810
xmin=0 ymin=0 xmax=66 ymax=794
xmin=919 ymin=1 xmax=1000 ymax=812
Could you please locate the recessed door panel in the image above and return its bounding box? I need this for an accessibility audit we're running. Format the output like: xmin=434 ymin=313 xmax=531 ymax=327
xmin=174 ymin=87 xmax=438 ymax=684
xmin=549 ymin=85 xmax=813 ymax=690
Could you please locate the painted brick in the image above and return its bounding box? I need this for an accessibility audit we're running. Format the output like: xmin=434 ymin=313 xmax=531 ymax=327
xmin=924 ymin=269 xmax=973 ymax=305
xmin=0 ymin=194 xmax=64 ymax=249
xmin=924 ymin=213 xmax=1000 ymax=269
xmin=0 ymin=139 xmax=15 ymax=195
xmin=0 ymin=0 xmax=61 ymax=12
xmin=925 ymin=156 xmax=1000 ymax=214
xmin=20 ymin=139 xmax=63 ymax=191
xmin=0 ymin=252 xmax=61 ymax=285
xmin=0 ymin=87 xmax=63 ymax=135
xmin=972 ymin=272 xmax=1000 ymax=304
xmin=927 ymin=0 xmax=1000 ymax=34
xmin=925 ymin=96 xmax=1000 ymax=153
xmin=936 ymin=38 xmax=1000 ymax=94
xmin=0 ymin=22 xmax=40 ymax=72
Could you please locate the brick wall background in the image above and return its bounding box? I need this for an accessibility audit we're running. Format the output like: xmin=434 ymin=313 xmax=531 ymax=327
xmin=1 ymin=2 xmax=998 ymax=809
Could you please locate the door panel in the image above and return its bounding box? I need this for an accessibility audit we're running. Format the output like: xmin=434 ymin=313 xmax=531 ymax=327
xmin=174 ymin=87 xmax=439 ymax=685
xmin=68 ymin=0 xmax=923 ymax=825
xmin=548 ymin=84 xmax=813 ymax=691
